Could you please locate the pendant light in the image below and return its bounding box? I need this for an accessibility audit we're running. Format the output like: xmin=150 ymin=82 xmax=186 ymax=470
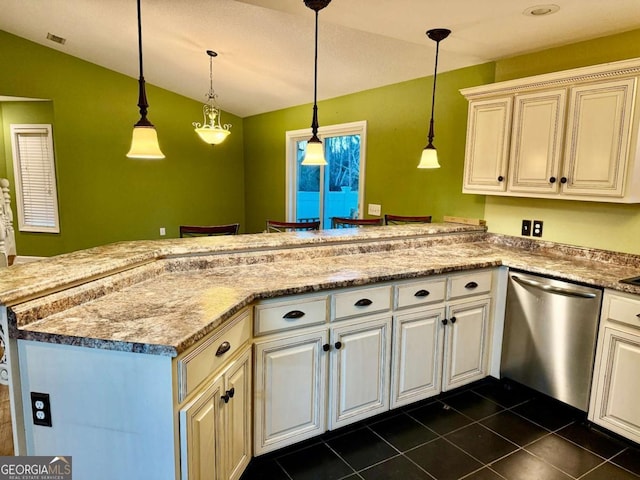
xmin=418 ymin=28 xmax=451 ymax=169
xmin=301 ymin=0 xmax=332 ymax=166
xmin=193 ymin=50 xmax=232 ymax=145
xmin=127 ymin=0 xmax=164 ymax=159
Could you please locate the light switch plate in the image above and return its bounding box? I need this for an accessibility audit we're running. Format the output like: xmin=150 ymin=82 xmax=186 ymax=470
xmin=368 ymin=204 xmax=381 ymax=216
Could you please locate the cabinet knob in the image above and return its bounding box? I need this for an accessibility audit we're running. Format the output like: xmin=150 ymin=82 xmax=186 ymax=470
xmin=414 ymin=289 xmax=430 ymax=297
xmin=354 ymin=298 xmax=373 ymax=307
xmin=215 ymin=341 xmax=231 ymax=357
xmin=323 ymin=343 xmax=330 ymax=352
xmin=283 ymin=310 xmax=305 ymax=319
xmin=560 ymin=177 xmax=568 ymax=184
xmin=441 ymin=319 xmax=448 ymax=326
xmin=334 ymin=341 xmax=343 ymax=349
xmin=450 ymin=316 xmax=457 ymax=324
xmin=497 ymin=176 xmax=504 ymax=182
xmin=222 ymin=388 xmax=235 ymax=403
xmin=465 ymin=281 xmax=478 ymax=289
xmin=549 ymin=176 xmax=556 ymax=183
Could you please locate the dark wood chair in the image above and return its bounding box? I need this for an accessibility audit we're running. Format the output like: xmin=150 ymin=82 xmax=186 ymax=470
xmin=384 ymin=214 xmax=432 ymax=225
xmin=179 ymin=223 xmax=240 ymax=237
xmin=331 ymin=217 xmax=383 ymax=228
xmin=266 ymin=220 xmax=321 ymax=232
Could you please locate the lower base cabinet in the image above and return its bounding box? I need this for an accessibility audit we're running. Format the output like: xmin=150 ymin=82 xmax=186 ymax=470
xmin=589 ymin=290 xmax=640 ymax=444
xmin=254 ymin=314 xmax=391 ymax=455
xmin=180 ymin=346 xmax=252 ymax=480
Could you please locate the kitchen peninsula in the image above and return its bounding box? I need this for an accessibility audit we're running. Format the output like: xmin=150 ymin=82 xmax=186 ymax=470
xmin=2 ymin=224 xmax=640 ymax=480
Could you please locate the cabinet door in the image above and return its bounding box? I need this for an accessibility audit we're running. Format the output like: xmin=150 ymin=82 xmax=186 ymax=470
xmin=179 ymin=376 xmax=223 ymax=480
xmin=329 ymin=315 xmax=391 ymax=429
xmin=442 ymin=298 xmax=490 ymax=391
xmin=562 ymin=78 xmax=636 ymax=197
xmin=589 ymin=327 xmax=640 ymax=444
xmin=463 ymin=97 xmax=512 ymax=193
xmin=508 ymin=89 xmax=566 ymax=193
xmin=254 ymin=328 xmax=328 ymax=455
xmin=391 ymin=307 xmax=444 ymax=408
xmin=222 ymin=348 xmax=252 ymax=480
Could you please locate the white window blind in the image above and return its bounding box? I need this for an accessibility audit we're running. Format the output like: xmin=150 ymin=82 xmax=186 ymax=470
xmin=10 ymin=124 xmax=60 ymax=233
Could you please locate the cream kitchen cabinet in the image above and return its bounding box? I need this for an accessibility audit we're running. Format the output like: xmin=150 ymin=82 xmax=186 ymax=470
xmin=178 ymin=311 xmax=252 ymax=480
xmin=390 ymin=271 xmax=494 ymax=408
xmin=253 ymin=287 xmax=392 ymax=455
xmin=589 ymin=290 xmax=640 ymax=444
xmin=179 ymin=347 xmax=252 ymax=480
xmin=461 ymin=57 xmax=640 ymax=202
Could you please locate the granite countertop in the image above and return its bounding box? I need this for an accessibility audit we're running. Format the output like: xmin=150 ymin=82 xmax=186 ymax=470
xmin=4 ymin=225 xmax=640 ymax=357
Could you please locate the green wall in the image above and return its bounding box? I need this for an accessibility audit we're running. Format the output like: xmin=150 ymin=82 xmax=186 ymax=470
xmin=0 ymin=105 xmax=5 ymax=178
xmin=243 ymin=64 xmax=494 ymax=233
xmin=0 ymin=29 xmax=245 ymax=256
xmin=485 ymin=28 xmax=640 ymax=254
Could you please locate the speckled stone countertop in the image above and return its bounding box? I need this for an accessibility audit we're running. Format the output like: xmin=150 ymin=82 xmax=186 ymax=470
xmin=4 ymin=224 xmax=640 ymax=357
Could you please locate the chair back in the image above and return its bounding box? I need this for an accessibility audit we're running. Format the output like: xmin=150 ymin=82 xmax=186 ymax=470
xmin=179 ymin=223 xmax=240 ymax=237
xmin=331 ymin=217 xmax=383 ymax=228
xmin=384 ymin=214 xmax=432 ymax=225
xmin=266 ymin=220 xmax=320 ymax=232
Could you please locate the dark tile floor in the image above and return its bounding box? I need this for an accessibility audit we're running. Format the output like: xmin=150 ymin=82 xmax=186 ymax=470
xmin=241 ymin=378 xmax=640 ymax=480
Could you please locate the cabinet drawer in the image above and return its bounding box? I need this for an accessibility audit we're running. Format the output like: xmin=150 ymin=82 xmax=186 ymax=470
xmin=254 ymin=295 xmax=328 ymax=336
xmin=333 ymin=285 xmax=392 ymax=320
xmin=395 ymin=278 xmax=446 ymax=309
xmin=448 ymin=270 xmax=492 ymax=300
xmin=177 ymin=309 xmax=251 ymax=402
xmin=604 ymin=293 xmax=640 ymax=330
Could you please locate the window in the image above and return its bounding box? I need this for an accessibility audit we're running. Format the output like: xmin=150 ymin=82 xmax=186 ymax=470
xmin=286 ymin=121 xmax=366 ymax=229
xmin=10 ymin=124 xmax=60 ymax=233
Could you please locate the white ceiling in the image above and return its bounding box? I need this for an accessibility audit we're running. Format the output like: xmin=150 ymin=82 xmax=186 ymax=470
xmin=1 ymin=0 xmax=639 ymax=117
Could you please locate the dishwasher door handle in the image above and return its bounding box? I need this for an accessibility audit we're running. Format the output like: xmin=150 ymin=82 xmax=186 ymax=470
xmin=511 ymin=275 xmax=597 ymax=299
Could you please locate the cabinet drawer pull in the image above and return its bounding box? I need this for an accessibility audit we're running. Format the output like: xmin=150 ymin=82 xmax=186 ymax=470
xmin=354 ymin=298 xmax=373 ymax=307
xmin=215 ymin=341 xmax=231 ymax=357
xmin=222 ymin=388 xmax=235 ymax=404
xmin=441 ymin=319 xmax=448 ymax=325
xmin=636 ymin=313 xmax=640 ymax=318
xmin=283 ymin=310 xmax=305 ymax=319
xmin=560 ymin=177 xmax=568 ymax=184
xmin=414 ymin=289 xmax=430 ymax=297
xmin=323 ymin=343 xmax=331 ymax=352
xmin=497 ymin=175 xmax=504 ymax=182
xmin=549 ymin=176 xmax=556 ymax=183
xmin=335 ymin=341 xmax=343 ymax=349
xmin=450 ymin=316 xmax=457 ymax=324
xmin=465 ymin=281 xmax=479 ymax=289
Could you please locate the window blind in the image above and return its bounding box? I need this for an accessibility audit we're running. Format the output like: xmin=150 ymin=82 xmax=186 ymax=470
xmin=10 ymin=125 xmax=60 ymax=233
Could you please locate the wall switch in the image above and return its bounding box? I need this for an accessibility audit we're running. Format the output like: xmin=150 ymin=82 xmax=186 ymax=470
xmin=31 ymin=392 xmax=52 ymax=427
xmin=521 ymin=220 xmax=532 ymax=236
xmin=159 ymin=227 xmax=166 ymax=236
xmin=368 ymin=204 xmax=381 ymax=216
xmin=532 ymin=220 xmax=544 ymax=237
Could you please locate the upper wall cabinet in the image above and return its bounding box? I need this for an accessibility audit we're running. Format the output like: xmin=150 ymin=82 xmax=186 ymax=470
xmin=460 ymin=58 xmax=640 ymax=203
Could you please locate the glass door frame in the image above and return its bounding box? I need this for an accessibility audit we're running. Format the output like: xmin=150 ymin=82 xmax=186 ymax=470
xmin=285 ymin=120 xmax=367 ymax=228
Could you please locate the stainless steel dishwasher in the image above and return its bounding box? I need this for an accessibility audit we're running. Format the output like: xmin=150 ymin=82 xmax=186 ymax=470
xmin=501 ymin=270 xmax=603 ymax=411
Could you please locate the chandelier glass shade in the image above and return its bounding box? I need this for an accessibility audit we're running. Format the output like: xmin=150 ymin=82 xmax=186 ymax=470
xmin=193 ymin=50 xmax=231 ymax=145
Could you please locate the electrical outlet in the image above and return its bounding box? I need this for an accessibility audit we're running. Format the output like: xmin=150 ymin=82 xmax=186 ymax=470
xmin=368 ymin=204 xmax=381 ymax=216
xmin=533 ymin=220 xmax=544 ymax=237
xmin=521 ymin=219 xmax=532 ymax=236
xmin=159 ymin=227 xmax=166 ymax=236
xmin=31 ymin=392 xmax=52 ymax=427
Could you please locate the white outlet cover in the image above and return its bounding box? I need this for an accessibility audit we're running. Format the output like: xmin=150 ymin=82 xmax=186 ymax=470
xmin=368 ymin=204 xmax=381 ymax=216
xmin=160 ymin=227 xmax=166 ymax=236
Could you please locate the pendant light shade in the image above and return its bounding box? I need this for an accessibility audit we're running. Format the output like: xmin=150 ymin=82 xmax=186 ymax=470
xmin=418 ymin=28 xmax=450 ymax=169
xmin=127 ymin=0 xmax=164 ymax=159
xmin=301 ymin=0 xmax=331 ymax=166
xmin=193 ymin=50 xmax=232 ymax=145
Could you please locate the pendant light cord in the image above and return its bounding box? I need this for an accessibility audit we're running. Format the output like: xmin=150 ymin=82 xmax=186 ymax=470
xmin=427 ymin=38 xmax=441 ymax=147
xmin=137 ymin=0 xmax=144 ymax=78
xmin=310 ymin=8 xmax=320 ymax=139
xmin=134 ymin=0 xmax=152 ymax=126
